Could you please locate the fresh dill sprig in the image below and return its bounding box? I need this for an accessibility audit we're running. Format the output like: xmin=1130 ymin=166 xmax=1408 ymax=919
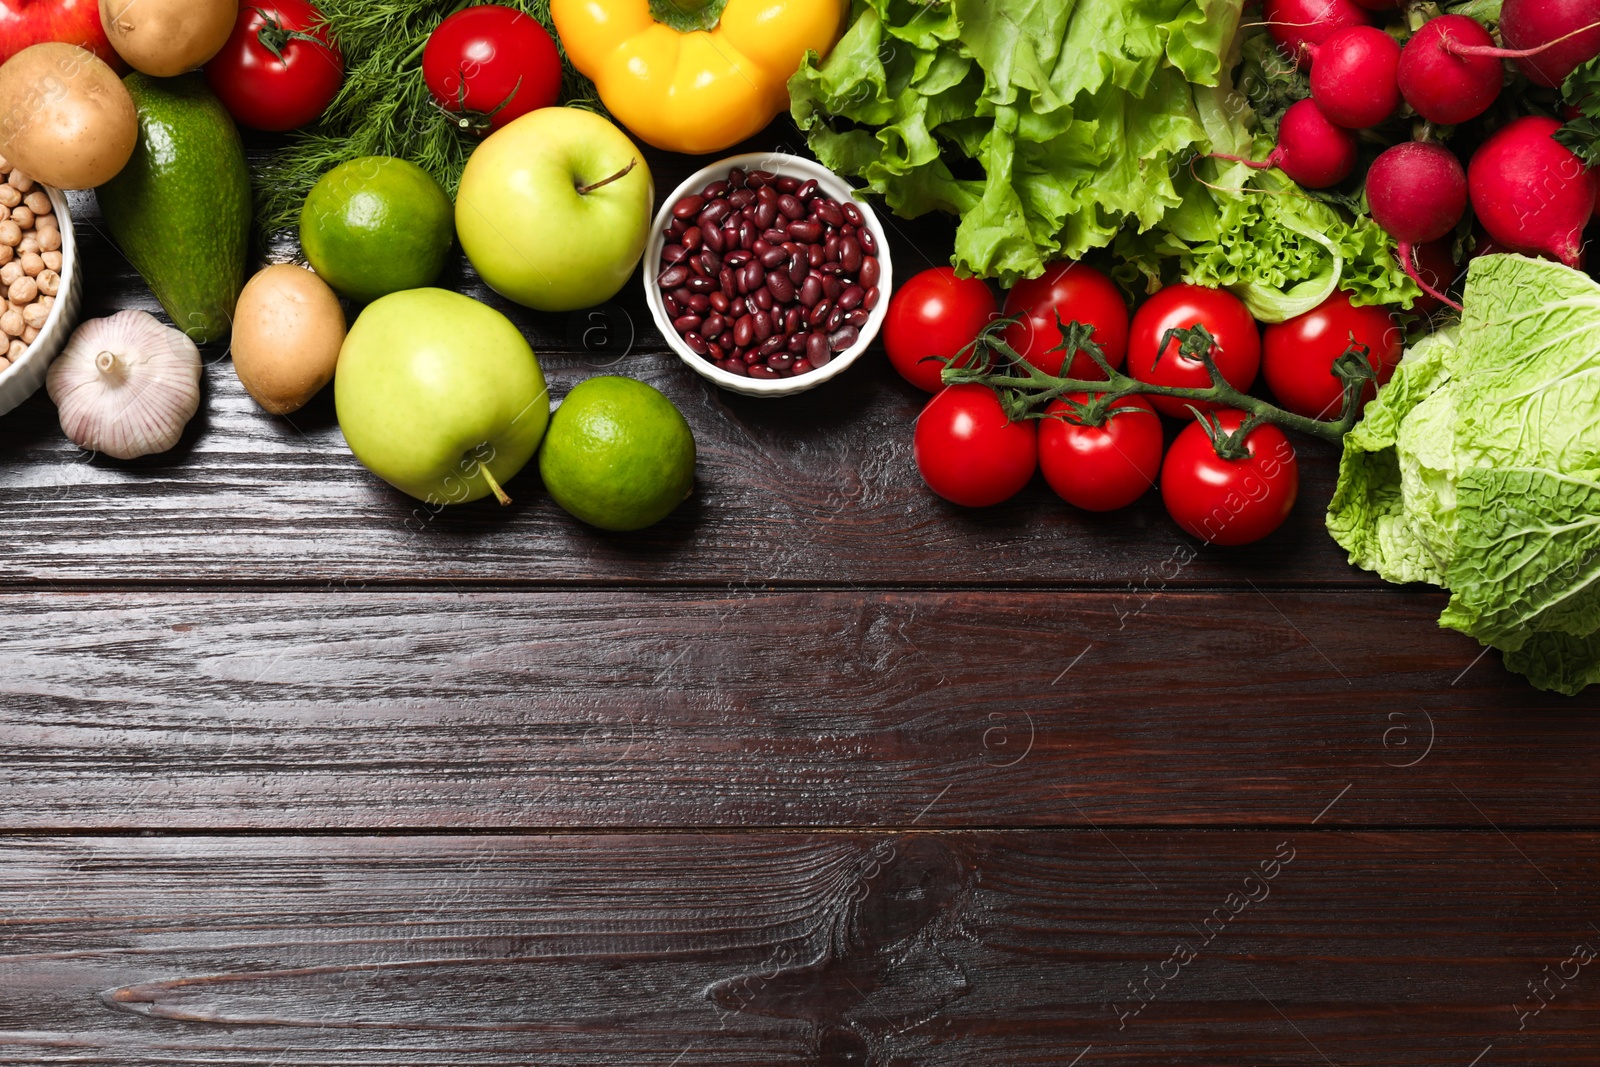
xmin=253 ymin=0 xmax=601 ymax=244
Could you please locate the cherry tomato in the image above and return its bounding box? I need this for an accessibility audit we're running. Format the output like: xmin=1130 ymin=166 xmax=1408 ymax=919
xmin=914 ymin=384 xmax=1037 ymax=507
xmin=1128 ymin=284 xmax=1261 ymax=418
xmin=204 ymin=0 xmax=343 ymax=132
xmin=883 ymin=267 xmax=997 ymax=392
xmin=1161 ymin=411 xmax=1299 ymax=546
xmin=1038 ymin=393 xmax=1163 ymax=512
xmin=1001 ymin=262 xmax=1129 ymax=378
xmin=1263 ymin=290 xmax=1403 ymax=420
xmin=423 ymin=5 xmax=562 ymax=136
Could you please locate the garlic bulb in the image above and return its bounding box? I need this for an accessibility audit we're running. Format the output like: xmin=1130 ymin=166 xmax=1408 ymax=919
xmin=46 ymin=310 xmax=201 ymax=460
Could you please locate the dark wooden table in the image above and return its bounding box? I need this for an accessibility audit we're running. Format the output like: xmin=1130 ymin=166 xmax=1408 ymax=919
xmin=2 ymin=121 xmax=1597 ymax=1065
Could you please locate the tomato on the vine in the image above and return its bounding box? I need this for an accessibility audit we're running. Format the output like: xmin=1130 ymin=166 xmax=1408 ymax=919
xmin=423 ymin=5 xmax=562 ymax=136
xmin=1128 ymin=284 xmax=1260 ymax=418
xmin=1038 ymin=393 xmax=1162 ymax=512
xmin=1001 ymin=261 xmax=1129 ymax=379
xmin=914 ymin=384 xmax=1037 ymax=507
xmin=883 ymin=267 xmax=997 ymax=392
xmin=1263 ymin=290 xmax=1403 ymax=420
xmin=1160 ymin=410 xmax=1298 ymax=546
xmin=204 ymin=1 xmax=343 ymax=133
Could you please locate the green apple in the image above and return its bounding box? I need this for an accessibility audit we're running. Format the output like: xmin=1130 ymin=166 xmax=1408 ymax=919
xmin=455 ymin=107 xmax=655 ymax=313
xmin=334 ymin=288 xmax=549 ymax=506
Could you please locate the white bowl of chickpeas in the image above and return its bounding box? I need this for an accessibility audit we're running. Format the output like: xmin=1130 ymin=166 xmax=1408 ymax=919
xmin=0 ymin=163 xmax=80 ymax=419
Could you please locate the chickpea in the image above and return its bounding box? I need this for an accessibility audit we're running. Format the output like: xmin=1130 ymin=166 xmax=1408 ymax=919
xmin=20 ymin=251 xmax=43 ymax=277
xmin=37 ymin=228 xmax=59 ymax=254
xmin=21 ymin=324 xmax=38 ymax=344
xmin=5 ymin=339 xmax=21 ymax=361
xmin=0 ymin=354 xmax=10 ymax=372
xmin=0 ymin=221 xmax=21 ymax=248
xmin=21 ymin=301 xmax=47 ymax=330
xmin=1 ymin=308 xmax=23 ymax=337
xmin=23 ymin=190 xmax=49 ymax=216
xmin=9 ymin=276 xmax=37 ymax=304
xmin=40 ymin=250 xmax=59 ymax=271
xmin=2 ymin=262 xmax=22 ymax=287
xmin=12 ymin=206 xmax=35 ymax=230
xmin=0 ymin=185 xmax=20 ymax=209
xmin=9 ymin=170 xmax=35 ymax=193
xmin=18 ymin=234 xmax=37 ymax=255
xmin=35 ymin=268 xmax=58 ymax=296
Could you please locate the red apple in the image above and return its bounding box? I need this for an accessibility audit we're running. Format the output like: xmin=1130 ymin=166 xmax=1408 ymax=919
xmin=0 ymin=0 xmax=117 ymax=69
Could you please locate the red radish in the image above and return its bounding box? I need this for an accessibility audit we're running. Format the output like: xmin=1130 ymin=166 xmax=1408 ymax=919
xmin=1502 ymin=0 xmax=1600 ymax=88
xmin=1214 ymin=99 xmax=1357 ymax=189
xmin=1307 ymin=26 xmax=1401 ymax=128
xmin=1366 ymin=141 xmax=1469 ymax=311
xmin=1468 ymin=115 xmax=1596 ymax=268
xmin=1397 ymin=16 xmax=1504 ymax=126
xmin=1261 ymin=0 xmax=1374 ymax=61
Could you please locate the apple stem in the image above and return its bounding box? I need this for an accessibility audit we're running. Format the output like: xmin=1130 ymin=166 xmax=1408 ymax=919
xmin=478 ymin=461 xmax=511 ymax=506
xmin=576 ymin=158 xmax=638 ymax=195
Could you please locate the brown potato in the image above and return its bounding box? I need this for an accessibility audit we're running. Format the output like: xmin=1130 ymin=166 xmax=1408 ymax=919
xmin=0 ymin=43 xmax=137 ymax=190
xmin=100 ymin=0 xmax=237 ymax=78
xmin=232 ymin=264 xmax=347 ymax=416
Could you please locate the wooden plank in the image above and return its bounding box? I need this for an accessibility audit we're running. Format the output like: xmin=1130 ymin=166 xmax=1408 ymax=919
xmin=0 ymin=148 xmax=1381 ymax=588
xmin=2 ymin=589 xmax=1593 ymax=830
xmin=1 ymin=832 xmax=1595 ymax=1064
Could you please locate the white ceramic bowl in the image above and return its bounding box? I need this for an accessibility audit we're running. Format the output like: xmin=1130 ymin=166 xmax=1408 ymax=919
xmin=645 ymin=152 xmax=893 ymax=399
xmin=0 ymin=185 xmax=82 ymax=418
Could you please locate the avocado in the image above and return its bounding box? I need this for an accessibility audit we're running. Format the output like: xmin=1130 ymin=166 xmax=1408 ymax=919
xmin=96 ymin=73 xmax=251 ymax=345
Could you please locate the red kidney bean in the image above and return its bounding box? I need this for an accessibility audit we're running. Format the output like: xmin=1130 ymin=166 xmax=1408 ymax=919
xmin=701 ymin=179 xmax=730 ymax=199
xmin=785 ymin=307 xmax=803 ymax=334
xmin=858 ymin=227 xmax=877 ymax=254
xmin=840 ymin=237 xmax=861 ymax=273
xmin=820 ymin=262 xmax=846 ymax=277
xmin=733 ymin=315 xmax=754 ymax=348
xmin=718 ymin=268 xmax=736 ymax=298
xmin=742 ymin=261 xmax=766 ymax=291
xmin=688 ymin=293 xmax=710 ymax=312
xmin=829 ymin=324 xmax=860 ymax=352
xmin=863 ymin=286 xmax=881 ymax=311
xmin=664 ymin=294 xmax=682 ymax=316
xmin=841 ymin=201 xmax=864 ymax=226
xmin=707 ymin=339 xmax=726 ymax=360
xmin=682 ymin=226 xmax=703 ymax=252
xmin=657 ymin=265 xmax=689 ymax=289
xmin=703 ymin=313 xmax=726 ymax=337
xmin=816 ymin=200 xmax=844 ymax=228
xmin=684 ymin=332 xmax=709 ymax=355
xmin=768 ymin=352 xmax=795 ymax=371
xmin=859 ymin=256 xmax=879 ymax=289
xmin=753 ymin=287 xmax=773 ymax=310
xmin=752 ymin=237 xmax=773 ymax=257
xmin=673 ymin=314 xmax=702 ymax=333
xmin=847 ymin=308 xmax=870 ymax=329
xmin=807 ymin=333 xmax=831 ymax=366
xmin=729 ymin=188 xmax=756 ymax=208
xmin=743 ymin=348 xmax=764 ymax=365
xmin=745 ymin=364 xmax=778 ymax=379
xmin=738 ymin=220 xmax=756 ymax=250
xmin=788 ymin=219 xmax=822 ymax=243
xmin=710 ymin=291 xmax=731 ymax=313
xmin=826 ymin=305 xmax=845 ymax=332
xmin=777 ymin=194 xmax=805 ymax=220
xmin=758 ymin=335 xmax=785 ymax=358
xmin=838 ymin=285 xmax=864 ymax=311
xmin=822 ymin=275 xmax=843 ymax=299
xmin=767 ymin=271 xmax=795 ymax=303
xmin=750 ymin=171 xmax=774 ymax=188
xmin=788 ymin=331 xmax=809 ymax=352
xmin=662 ymin=243 xmax=688 ymax=265
xmin=798 ymin=276 xmax=823 ymax=307
xmin=698 ymin=201 xmax=729 ymax=228
xmin=700 ymin=250 xmax=723 ymax=275
xmin=788 ymin=254 xmax=807 ymax=286
xmin=721 ymin=359 xmax=748 ymax=377
xmin=673 ymin=195 xmax=705 ymax=219
xmin=776 ymin=175 xmax=801 ymax=193
xmin=753 ymin=310 xmax=772 ymax=341
xmin=762 ymin=227 xmax=789 ymax=245
xmin=808 ymin=299 xmax=832 ymax=328
xmin=723 ymin=221 xmax=740 ymax=247
xmin=807 ymin=243 xmax=825 ymax=268
xmin=825 ymin=233 xmax=841 ymax=262
xmin=760 ymin=248 xmax=787 ymax=269
xmin=674 ymin=286 xmax=695 ymax=304
xmin=727 ymin=168 xmax=746 ymax=187
xmin=796 ymin=178 xmax=818 ymax=202
xmin=723 ymin=250 xmax=752 ymax=268
xmin=686 ymin=274 xmax=714 ymax=294
xmin=754 ymin=202 xmax=777 ymax=230
xmin=792 ymin=358 xmax=814 ymax=374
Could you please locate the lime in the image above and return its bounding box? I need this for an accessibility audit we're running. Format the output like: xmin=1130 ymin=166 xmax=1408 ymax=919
xmin=539 ymin=377 xmax=696 ymax=531
xmin=300 ymin=156 xmax=454 ymax=303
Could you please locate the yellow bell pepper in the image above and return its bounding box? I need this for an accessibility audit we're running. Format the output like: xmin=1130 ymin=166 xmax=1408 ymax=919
xmin=550 ymin=0 xmax=846 ymax=155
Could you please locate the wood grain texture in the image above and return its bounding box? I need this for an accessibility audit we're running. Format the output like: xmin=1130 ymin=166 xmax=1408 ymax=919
xmin=0 ymin=138 xmax=1377 ymax=588
xmin=2 ymin=589 xmax=1594 ymax=830
xmin=1 ymin=833 xmax=1596 ymax=1065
